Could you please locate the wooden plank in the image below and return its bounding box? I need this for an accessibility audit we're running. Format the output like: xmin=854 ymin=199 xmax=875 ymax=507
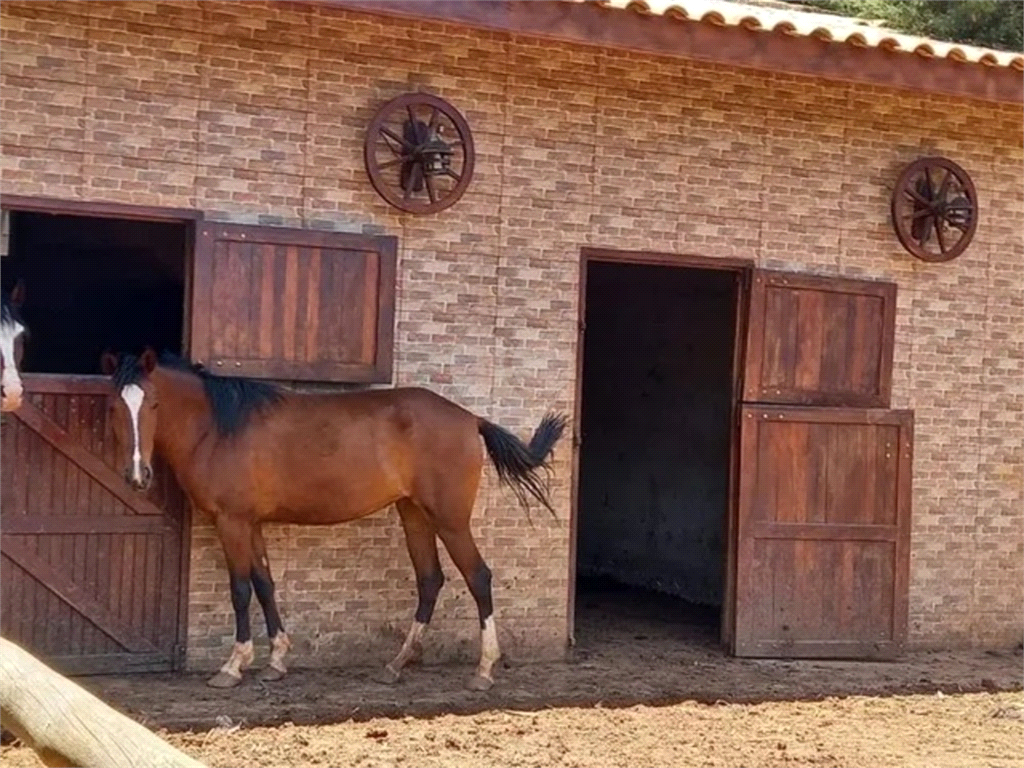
xmin=10 ymin=401 xmax=170 ymax=520
xmin=744 ymin=405 xmax=913 ymax=426
xmin=1 ymin=540 xmax=160 ymax=653
xmin=1 ymin=194 xmax=202 ymax=222
xmin=581 ymin=247 xmax=754 ymax=272
xmin=747 ymin=522 xmax=896 ymax=542
xmin=1 ymin=517 xmax=172 ymax=535
xmin=24 ymin=651 xmax=172 ymax=677
xmin=738 ymin=639 xmax=901 ymax=659
xmin=20 ymin=375 xmax=109 ymax=395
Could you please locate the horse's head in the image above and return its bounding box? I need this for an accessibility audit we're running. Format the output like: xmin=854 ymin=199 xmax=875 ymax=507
xmin=1 ymin=280 xmax=28 ymax=412
xmin=101 ymin=347 xmax=159 ymax=491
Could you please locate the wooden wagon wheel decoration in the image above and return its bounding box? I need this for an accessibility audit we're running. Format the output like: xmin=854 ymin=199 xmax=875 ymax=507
xmin=890 ymin=156 xmax=978 ymax=262
xmin=363 ymin=93 xmax=475 ymax=215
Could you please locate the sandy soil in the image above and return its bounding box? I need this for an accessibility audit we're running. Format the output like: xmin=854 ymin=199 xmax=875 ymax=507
xmin=2 ymin=584 xmax=1021 ymax=767
xmin=7 ymin=584 xmax=1018 ymax=733
xmin=3 ymin=691 xmax=1023 ymax=768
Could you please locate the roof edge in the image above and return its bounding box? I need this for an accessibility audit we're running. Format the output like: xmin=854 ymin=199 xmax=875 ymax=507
xmin=325 ymin=0 xmax=1024 ymax=105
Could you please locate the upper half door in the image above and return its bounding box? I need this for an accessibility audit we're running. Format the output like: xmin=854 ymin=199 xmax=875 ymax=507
xmin=190 ymin=224 xmax=398 ymax=383
xmin=733 ymin=404 xmax=913 ymax=659
xmin=744 ymin=270 xmax=897 ymax=408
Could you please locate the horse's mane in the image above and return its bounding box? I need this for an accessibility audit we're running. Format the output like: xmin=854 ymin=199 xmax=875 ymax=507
xmin=1 ymin=290 xmax=24 ymax=330
xmin=110 ymin=351 xmax=283 ymax=438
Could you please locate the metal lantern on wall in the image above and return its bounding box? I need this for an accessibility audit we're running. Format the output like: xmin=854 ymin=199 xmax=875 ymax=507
xmin=890 ymin=156 xmax=979 ymax=262
xmin=364 ymin=93 xmax=475 ymax=215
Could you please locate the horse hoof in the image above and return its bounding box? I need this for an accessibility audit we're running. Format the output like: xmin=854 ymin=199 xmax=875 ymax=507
xmin=373 ymin=665 xmax=402 ymax=685
xmin=259 ymin=666 xmax=287 ymax=682
xmin=466 ymin=674 xmax=494 ymax=692
xmin=206 ymin=671 xmax=242 ymax=689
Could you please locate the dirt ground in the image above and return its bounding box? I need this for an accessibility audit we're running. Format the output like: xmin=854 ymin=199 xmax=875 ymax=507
xmin=3 ymin=691 xmax=1023 ymax=768
xmin=2 ymin=585 xmax=1022 ymax=767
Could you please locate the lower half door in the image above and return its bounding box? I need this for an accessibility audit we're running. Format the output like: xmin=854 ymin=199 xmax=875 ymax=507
xmin=732 ymin=404 xmax=913 ymax=658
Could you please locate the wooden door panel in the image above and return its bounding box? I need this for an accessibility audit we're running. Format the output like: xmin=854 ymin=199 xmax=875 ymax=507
xmin=190 ymin=224 xmax=397 ymax=383
xmin=744 ymin=271 xmax=896 ymax=408
xmin=750 ymin=420 xmax=899 ymax=527
xmin=745 ymin=539 xmax=895 ymax=654
xmin=734 ymin=404 xmax=912 ymax=659
xmin=0 ymin=379 xmax=187 ymax=675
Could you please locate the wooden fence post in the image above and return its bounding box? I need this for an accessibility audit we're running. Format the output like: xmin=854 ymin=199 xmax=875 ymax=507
xmin=0 ymin=637 xmax=207 ymax=768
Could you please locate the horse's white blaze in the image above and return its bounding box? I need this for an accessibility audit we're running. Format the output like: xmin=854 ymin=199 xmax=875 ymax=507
xmin=120 ymin=384 xmax=145 ymax=482
xmin=0 ymin=320 xmax=25 ymax=408
xmin=477 ymin=615 xmax=500 ymax=681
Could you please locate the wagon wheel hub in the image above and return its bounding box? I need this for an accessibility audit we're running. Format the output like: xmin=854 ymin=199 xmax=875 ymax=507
xmin=890 ymin=157 xmax=978 ymax=263
xmin=364 ymin=93 xmax=475 ymax=215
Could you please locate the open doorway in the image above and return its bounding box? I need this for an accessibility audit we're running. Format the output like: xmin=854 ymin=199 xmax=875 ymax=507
xmin=2 ymin=211 xmax=189 ymax=375
xmin=573 ymin=254 xmax=742 ymax=655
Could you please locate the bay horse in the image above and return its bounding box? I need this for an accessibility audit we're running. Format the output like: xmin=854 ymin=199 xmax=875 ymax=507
xmin=1 ymin=281 xmax=27 ymax=413
xmin=100 ymin=348 xmax=566 ymax=690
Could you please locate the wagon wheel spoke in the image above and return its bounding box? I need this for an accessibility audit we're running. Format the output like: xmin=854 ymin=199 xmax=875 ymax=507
xmin=380 ymin=126 xmax=412 ymax=152
xmin=379 ymin=137 xmax=404 ymax=157
xmin=428 ymin=107 xmax=440 ymax=131
xmin=934 ymin=217 xmax=949 ymax=253
xmin=915 ymin=215 xmax=933 ymax=248
xmin=924 ymin=167 xmax=935 ymax=199
xmin=403 ymin=166 xmax=419 ymax=200
xmin=901 ymin=208 xmax=934 ymax=221
xmin=937 ymin=168 xmax=953 ymax=202
xmin=425 ymin=173 xmax=438 ymax=204
xmin=376 ymin=156 xmax=405 ymax=170
xmin=903 ymin=187 xmax=931 ymax=206
xmin=406 ymin=104 xmax=417 ymax=127
xmin=444 ymin=168 xmax=462 ymax=182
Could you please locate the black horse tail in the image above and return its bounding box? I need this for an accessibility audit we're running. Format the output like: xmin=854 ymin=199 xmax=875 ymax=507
xmin=478 ymin=412 xmax=568 ymax=519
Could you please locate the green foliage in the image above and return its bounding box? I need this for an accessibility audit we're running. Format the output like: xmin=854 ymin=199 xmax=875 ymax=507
xmin=789 ymin=0 xmax=1023 ymax=51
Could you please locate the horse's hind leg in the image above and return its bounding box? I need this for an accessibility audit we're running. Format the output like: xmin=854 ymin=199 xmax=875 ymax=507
xmin=437 ymin=525 xmax=500 ymax=691
xmin=250 ymin=523 xmax=291 ymax=682
xmin=208 ymin=514 xmax=257 ymax=689
xmin=377 ymin=498 xmax=444 ymax=685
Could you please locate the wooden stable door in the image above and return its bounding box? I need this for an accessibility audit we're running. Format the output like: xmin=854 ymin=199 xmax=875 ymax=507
xmin=0 ymin=379 xmax=189 ymax=674
xmin=190 ymin=224 xmax=397 ymax=384
xmin=730 ymin=270 xmax=913 ymax=659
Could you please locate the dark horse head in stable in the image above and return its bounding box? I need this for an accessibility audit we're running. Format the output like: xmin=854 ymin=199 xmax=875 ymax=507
xmin=1 ymin=280 xmax=27 ymax=412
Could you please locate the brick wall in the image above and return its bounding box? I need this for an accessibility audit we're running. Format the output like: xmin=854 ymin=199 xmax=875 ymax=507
xmin=2 ymin=0 xmax=1021 ymax=668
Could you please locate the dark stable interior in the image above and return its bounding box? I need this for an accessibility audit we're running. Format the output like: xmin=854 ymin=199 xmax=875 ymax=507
xmin=4 ymin=212 xmax=186 ymax=375
xmin=574 ymin=260 xmax=738 ymax=643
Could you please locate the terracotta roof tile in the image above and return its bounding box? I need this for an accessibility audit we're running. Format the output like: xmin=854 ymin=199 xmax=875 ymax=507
xmin=570 ymin=0 xmax=1024 ymax=70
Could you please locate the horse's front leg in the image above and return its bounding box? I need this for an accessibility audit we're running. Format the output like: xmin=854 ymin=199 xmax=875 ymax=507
xmin=207 ymin=514 xmax=256 ymax=689
xmin=251 ymin=523 xmax=291 ymax=681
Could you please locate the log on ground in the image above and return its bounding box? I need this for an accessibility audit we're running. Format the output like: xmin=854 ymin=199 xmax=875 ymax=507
xmin=0 ymin=637 xmax=206 ymax=768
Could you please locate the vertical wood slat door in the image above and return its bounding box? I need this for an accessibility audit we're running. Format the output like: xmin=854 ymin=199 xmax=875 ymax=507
xmin=730 ymin=269 xmax=912 ymax=659
xmin=190 ymin=224 xmax=398 ymax=384
xmin=733 ymin=405 xmax=913 ymax=658
xmin=744 ymin=271 xmax=896 ymax=408
xmin=0 ymin=378 xmax=188 ymax=675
